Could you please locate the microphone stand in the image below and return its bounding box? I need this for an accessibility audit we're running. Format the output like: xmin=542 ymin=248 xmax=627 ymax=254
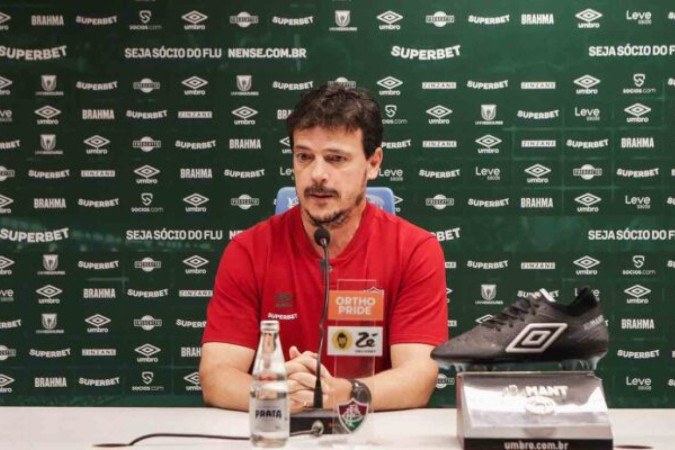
xmin=290 ymin=230 xmax=335 ymax=435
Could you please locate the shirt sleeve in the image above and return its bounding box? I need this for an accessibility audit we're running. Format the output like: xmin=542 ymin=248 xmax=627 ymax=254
xmin=201 ymin=238 xmax=260 ymax=349
xmin=388 ymin=235 xmax=449 ymax=346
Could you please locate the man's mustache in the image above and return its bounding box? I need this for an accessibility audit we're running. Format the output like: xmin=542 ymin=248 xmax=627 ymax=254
xmin=304 ymin=186 xmax=338 ymax=197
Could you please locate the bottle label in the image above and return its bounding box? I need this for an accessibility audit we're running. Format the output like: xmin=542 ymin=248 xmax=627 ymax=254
xmin=251 ymin=398 xmax=288 ymax=432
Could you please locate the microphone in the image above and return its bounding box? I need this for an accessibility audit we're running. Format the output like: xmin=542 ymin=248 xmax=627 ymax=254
xmin=312 ymin=227 xmax=330 ymax=408
xmin=290 ymin=227 xmax=334 ymax=435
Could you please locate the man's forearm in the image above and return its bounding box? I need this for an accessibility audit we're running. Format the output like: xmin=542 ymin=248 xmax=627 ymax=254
xmin=326 ymin=359 xmax=439 ymax=411
xmin=200 ymin=365 xmax=252 ymax=411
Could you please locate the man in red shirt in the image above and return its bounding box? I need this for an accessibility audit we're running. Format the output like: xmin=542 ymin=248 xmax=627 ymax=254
xmin=200 ymin=84 xmax=448 ymax=412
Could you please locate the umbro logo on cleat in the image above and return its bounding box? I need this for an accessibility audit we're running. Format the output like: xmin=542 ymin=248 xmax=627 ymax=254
xmin=505 ymin=323 xmax=568 ymax=353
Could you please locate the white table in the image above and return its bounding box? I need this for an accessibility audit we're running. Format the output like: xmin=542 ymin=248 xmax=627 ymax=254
xmin=1 ymin=407 xmax=672 ymax=449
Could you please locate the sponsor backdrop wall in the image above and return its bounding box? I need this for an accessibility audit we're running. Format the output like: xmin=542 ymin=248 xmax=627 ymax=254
xmin=0 ymin=0 xmax=673 ymax=407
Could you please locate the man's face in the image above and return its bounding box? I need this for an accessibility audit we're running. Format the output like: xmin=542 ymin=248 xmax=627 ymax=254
xmin=292 ymin=126 xmax=382 ymax=229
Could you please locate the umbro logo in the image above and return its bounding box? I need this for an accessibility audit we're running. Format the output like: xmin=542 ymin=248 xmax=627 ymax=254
xmin=576 ymin=9 xmax=602 ymax=23
xmin=36 ymin=285 xmax=62 ymax=298
xmin=0 ymin=194 xmax=13 ymax=208
xmin=524 ymin=164 xmax=551 ymax=178
xmin=85 ymin=314 xmax=111 ymax=328
xmin=426 ymin=105 xmax=452 ymax=119
xmin=183 ymin=255 xmax=208 ymax=269
xmin=35 ymin=105 xmax=61 ymax=119
xmin=0 ymin=374 xmax=14 ymax=388
xmin=377 ymin=76 xmax=403 ymax=90
xmin=475 ymin=135 xmax=501 ymax=148
xmin=84 ymin=135 xmax=110 ymax=149
xmin=182 ymin=10 xmax=208 ymax=25
xmin=135 ymin=343 xmax=161 ymax=357
xmin=183 ymin=372 xmax=200 ymax=386
xmin=574 ymin=256 xmax=600 ymax=269
xmin=0 ymin=76 xmax=12 ymax=90
xmin=624 ymin=103 xmax=651 ymax=118
xmin=182 ymin=76 xmax=208 ymax=90
xmin=574 ymin=75 xmax=600 ymax=89
xmin=575 ymin=193 xmax=601 ymax=206
xmin=232 ymin=106 xmax=258 ymax=119
xmin=183 ymin=193 xmax=209 ymax=207
xmin=0 ymin=256 xmax=14 ymax=270
xmin=134 ymin=165 xmax=160 ymax=179
xmin=506 ymin=323 xmax=568 ymax=353
xmin=377 ymin=10 xmax=403 ymax=25
xmin=624 ymin=284 xmax=650 ymax=298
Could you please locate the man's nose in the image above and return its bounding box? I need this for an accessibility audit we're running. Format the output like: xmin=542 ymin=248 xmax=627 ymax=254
xmin=310 ymin=159 xmax=329 ymax=183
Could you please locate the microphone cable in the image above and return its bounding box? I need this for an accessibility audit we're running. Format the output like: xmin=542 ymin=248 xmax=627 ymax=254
xmin=94 ymin=423 xmax=324 ymax=447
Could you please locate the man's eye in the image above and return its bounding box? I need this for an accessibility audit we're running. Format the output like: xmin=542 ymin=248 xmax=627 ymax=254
xmin=327 ymin=155 xmax=345 ymax=163
xmin=296 ymin=153 xmax=311 ymax=162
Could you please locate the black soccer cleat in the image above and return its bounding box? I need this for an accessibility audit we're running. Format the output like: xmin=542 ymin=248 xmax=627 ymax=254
xmin=432 ymin=287 xmax=609 ymax=371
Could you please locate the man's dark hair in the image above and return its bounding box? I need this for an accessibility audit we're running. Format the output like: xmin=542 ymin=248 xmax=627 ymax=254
xmin=287 ymin=84 xmax=383 ymax=158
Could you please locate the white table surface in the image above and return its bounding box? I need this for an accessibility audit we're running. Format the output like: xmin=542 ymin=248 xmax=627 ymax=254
xmin=0 ymin=407 xmax=672 ymax=449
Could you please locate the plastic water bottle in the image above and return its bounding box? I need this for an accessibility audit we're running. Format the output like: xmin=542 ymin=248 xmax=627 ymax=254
xmin=250 ymin=320 xmax=289 ymax=447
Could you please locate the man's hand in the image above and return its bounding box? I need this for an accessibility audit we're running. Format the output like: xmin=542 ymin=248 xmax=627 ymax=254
xmin=285 ymin=346 xmax=333 ymax=412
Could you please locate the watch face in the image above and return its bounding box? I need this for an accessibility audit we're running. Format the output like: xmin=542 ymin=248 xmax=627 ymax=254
xmin=350 ymin=379 xmax=372 ymax=404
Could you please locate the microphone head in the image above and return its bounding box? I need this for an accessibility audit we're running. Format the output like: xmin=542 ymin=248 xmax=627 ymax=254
xmin=313 ymin=227 xmax=330 ymax=247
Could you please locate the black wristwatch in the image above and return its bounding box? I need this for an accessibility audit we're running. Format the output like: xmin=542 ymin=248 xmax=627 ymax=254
xmin=348 ymin=378 xmax=371 ymax=404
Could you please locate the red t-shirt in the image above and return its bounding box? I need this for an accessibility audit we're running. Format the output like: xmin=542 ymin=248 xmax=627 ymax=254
xmin=202 ymin=203 xmax=448 ymax=377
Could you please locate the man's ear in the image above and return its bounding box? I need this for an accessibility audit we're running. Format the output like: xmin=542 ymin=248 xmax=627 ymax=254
xmin=366 ymin=147 xmax=383 ymax=180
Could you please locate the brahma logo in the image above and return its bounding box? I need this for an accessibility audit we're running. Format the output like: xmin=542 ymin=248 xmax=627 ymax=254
xmin=506 ymin=323 xmax=568 ymax=353
xmin=377 ymin=10 xmax=402 ymax=30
